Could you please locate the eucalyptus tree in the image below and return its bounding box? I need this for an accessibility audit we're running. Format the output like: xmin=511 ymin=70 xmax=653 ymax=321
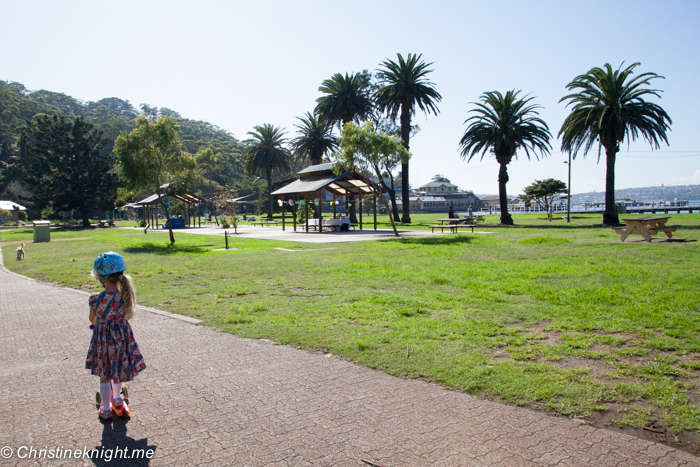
xmin=290 ymin=112 xmax=337 ymax=167
xmin=559 ymin=62 xmax=672 ymax=225
xmin=244 ymin=124 xmax=291 ymax=219
xmin=115 ymin=116 xmax=197 ymax=243
xmin=331 ymin=122 xmax=409 ymax=237
xmin=459 ymin=90 xmax=552 ymax=225
xmin=375 ymin=53 xmax=441 ymax=223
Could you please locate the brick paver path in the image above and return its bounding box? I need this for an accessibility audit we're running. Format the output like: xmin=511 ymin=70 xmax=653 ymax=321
xmin=1 ymin=251 xmax=697 ymax=466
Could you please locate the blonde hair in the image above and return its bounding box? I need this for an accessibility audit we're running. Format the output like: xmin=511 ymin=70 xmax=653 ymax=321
xmin=98 ymin=272 xmax=137 ymax=319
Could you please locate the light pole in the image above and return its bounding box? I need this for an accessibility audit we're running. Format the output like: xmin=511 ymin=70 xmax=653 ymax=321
xmin=564 ymin=154 xmax=572 ymax=223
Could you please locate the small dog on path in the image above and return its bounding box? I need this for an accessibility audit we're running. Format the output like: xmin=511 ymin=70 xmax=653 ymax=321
xmin=16 ymin=242 xmax=25 ymax=260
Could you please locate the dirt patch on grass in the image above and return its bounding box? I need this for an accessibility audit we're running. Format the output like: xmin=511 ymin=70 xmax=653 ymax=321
xmin=553 ymin=357 xmax=611 ymax=376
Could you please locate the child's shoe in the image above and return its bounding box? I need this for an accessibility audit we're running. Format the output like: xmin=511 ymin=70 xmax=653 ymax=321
xmin=111 ymin=396 xmax=125 ymax=416
xmin=98 ymin=406 xmax=113 ymax=421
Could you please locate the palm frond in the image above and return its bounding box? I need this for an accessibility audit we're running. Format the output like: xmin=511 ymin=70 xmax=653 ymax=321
xmin=459 ymin=90 xmax=552 ymax=164
xmin=559 ymin=62 xmax=671 ymax=159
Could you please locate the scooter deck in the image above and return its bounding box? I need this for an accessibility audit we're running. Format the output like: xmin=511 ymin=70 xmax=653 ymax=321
xmin=94 ymin=387 xmax=130 ymax=417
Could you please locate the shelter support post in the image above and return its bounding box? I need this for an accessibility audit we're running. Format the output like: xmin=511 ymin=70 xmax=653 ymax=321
xmin=374 ymin=193 xmax=377 ymax=230
xmin=293 ymin=195 xmax=297 ymax=232
xmin=318 ymin=190 xmax=323 ymax=234
xmin=359 ymin=193 xmax=363 ymax=230
xmin=305 ymin=197 xmax=309 ymax=233
xmin=333 ymin=194 xmax=337 ymax=218
xmin=281 ymin=197 xmax=285 ymax=231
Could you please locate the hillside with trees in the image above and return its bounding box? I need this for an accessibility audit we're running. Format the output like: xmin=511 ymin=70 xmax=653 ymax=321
xmin=0 ymin=80 xmax=251 ymax=214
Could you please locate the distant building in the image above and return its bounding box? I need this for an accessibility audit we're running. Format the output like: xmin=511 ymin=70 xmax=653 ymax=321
xmin=398 ymin=181 xmax=481 ymax=213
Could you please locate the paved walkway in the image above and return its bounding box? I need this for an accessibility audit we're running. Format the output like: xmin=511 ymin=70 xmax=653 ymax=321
xmin=0 ymin=251 xmax=697 ymax=466
xmin=124 ymin=224 xmax=494 ymax=244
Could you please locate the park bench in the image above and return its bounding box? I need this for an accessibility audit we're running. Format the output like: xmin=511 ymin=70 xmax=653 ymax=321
xmin=648 ymin=224 xmax=680 ymax=237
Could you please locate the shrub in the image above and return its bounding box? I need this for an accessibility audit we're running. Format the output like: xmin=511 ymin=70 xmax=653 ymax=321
xmin=17 ymin=211 xmax=27 ymax=222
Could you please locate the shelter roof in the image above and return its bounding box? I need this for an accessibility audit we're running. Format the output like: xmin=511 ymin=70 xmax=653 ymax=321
xmin=134 ymin=191 xmax=207 ymax=206
xmin=297 ymin=163 xmax=333 ymax=174
xmin=0 ymin=201 xmax=26 ymax=211
xmin=271 ymin=171 xmax=384 ymax=197
xmin=227 ymin=194 xmax=257 ymax=203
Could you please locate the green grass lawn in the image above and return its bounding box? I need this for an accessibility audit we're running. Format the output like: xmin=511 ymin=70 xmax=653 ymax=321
xmin=3 ymin=215 xmax=700 ymax=447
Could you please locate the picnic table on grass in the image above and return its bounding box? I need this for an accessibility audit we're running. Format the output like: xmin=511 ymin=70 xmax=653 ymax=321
xmin=614 ymin=216 xmax=679 ymax=242
xmin=252 ymin=218 xmax=280 ymax=227
xmin=430 ymin=218 xmax=478 ymax=233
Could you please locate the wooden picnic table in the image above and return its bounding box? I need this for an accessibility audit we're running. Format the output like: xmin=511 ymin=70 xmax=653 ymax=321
xmin=436 ymin=218 xmax=475 ymax=225
xmin=614 ymin=216 xmax=679 ymax=242
xmin=252 ymin=219 xmax=280 ymax=227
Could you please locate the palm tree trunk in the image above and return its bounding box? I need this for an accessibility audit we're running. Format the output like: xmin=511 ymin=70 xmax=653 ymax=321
xmin=400 ymin=101 xmax=411 ymax=223
xmin=266 ymin=169 xmax=273 ymax=219
xmin=603 ymin=146 xmax=619 ymax=225
xmin=498 ymin=163 xmax=513 ymax=225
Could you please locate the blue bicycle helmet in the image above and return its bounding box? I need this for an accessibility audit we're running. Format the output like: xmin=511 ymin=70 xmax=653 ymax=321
xmin=93 ymin=252 xmax=127 ymax=276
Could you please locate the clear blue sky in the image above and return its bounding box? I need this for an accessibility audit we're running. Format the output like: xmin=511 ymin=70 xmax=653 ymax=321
xmin=3 ymin=0 xmax=698 ymax=196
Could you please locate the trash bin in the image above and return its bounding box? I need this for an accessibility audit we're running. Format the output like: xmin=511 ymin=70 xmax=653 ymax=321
xmin=616 ymin=205 xmax=627 ymax=214
xmin=32 ymin=220 xmax=51 ymax=243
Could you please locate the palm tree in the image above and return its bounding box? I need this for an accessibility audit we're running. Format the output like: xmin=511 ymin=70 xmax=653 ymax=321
xmin=290 ymin=112 xmax=338 ymax=167
xmin=375 ymin=53 xmax=441 ymax=223
xmin=559 ymin=62 xmax=672 ymax=225
xmin=315 ymin=73 xmax=374 ymax=128
xmin=315 ymin=72 xmax=373 ymax=223
xmin=244 ymin=124 xmax=292 ymax=219
xmin=459 ymin=90 xmax=552 ymax=225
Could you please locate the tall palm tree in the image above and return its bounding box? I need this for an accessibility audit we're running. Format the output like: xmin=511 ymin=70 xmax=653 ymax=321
xmin=375 ymin=53 xmax=441 ymax=223
xmin=315 ymin=73 xmax=374 ymax=129
xmin=459 ymin=90 xmax=552 ymax=225
xmin=244 ymin=124 xmax=291 ymax=219
xmin=559 ymin=62 xmax=672 ymax=225
xmin=315 ymin=72 xmax=373 ymax=223
xmin=290 ymin=112 xmax=338 ymax=167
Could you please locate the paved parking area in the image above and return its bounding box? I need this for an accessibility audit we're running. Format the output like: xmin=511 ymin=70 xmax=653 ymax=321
xmin=0 ymin=249 xmax=697 ymax=466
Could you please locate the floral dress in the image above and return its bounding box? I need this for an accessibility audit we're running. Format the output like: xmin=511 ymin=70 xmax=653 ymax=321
xmin=86 ymin=291 xmax=146 ymax=382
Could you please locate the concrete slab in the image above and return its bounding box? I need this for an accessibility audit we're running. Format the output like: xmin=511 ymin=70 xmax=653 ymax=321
xmin=122 ymin=224 xmax=494 ymax=244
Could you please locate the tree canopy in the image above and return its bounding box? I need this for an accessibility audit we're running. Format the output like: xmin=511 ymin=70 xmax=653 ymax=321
xmin=559 ymin=62 xmax=672 ymax=225
xmin=244 ymin=124 xmax=292 ymax=219
xmin=331 ymin=122 xmax=409 ymax=236
xmin=375 ymin=53 xmax=441 ymax=223
xmin=115 ymin=116 xmax=197 ymax=243
xmin=22 ymin=115 xmax=119 ymax=226
xmin=291 ymin=112 xmax=337 ymax=167
xmin=518 ymin=178 xmax=568 ymax=216
xmin=315 ymin=73 xmax=374 ymax=128
xmin=459 ymin=90 xmax=551 ymax=225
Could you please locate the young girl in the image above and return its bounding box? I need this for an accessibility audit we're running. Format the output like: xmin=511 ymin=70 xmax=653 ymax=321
xmin=86 ymin=252 xmax=146 ymax=421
